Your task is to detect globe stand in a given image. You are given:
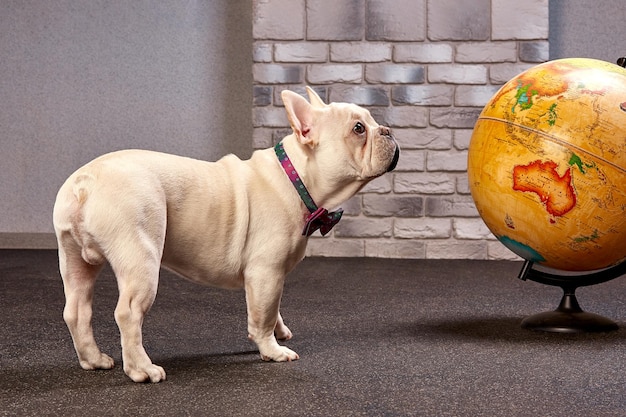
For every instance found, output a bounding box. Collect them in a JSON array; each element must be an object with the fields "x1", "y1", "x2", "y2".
[{"x1": 517, "y1": 260, "x2": 626, "y2": 333}]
